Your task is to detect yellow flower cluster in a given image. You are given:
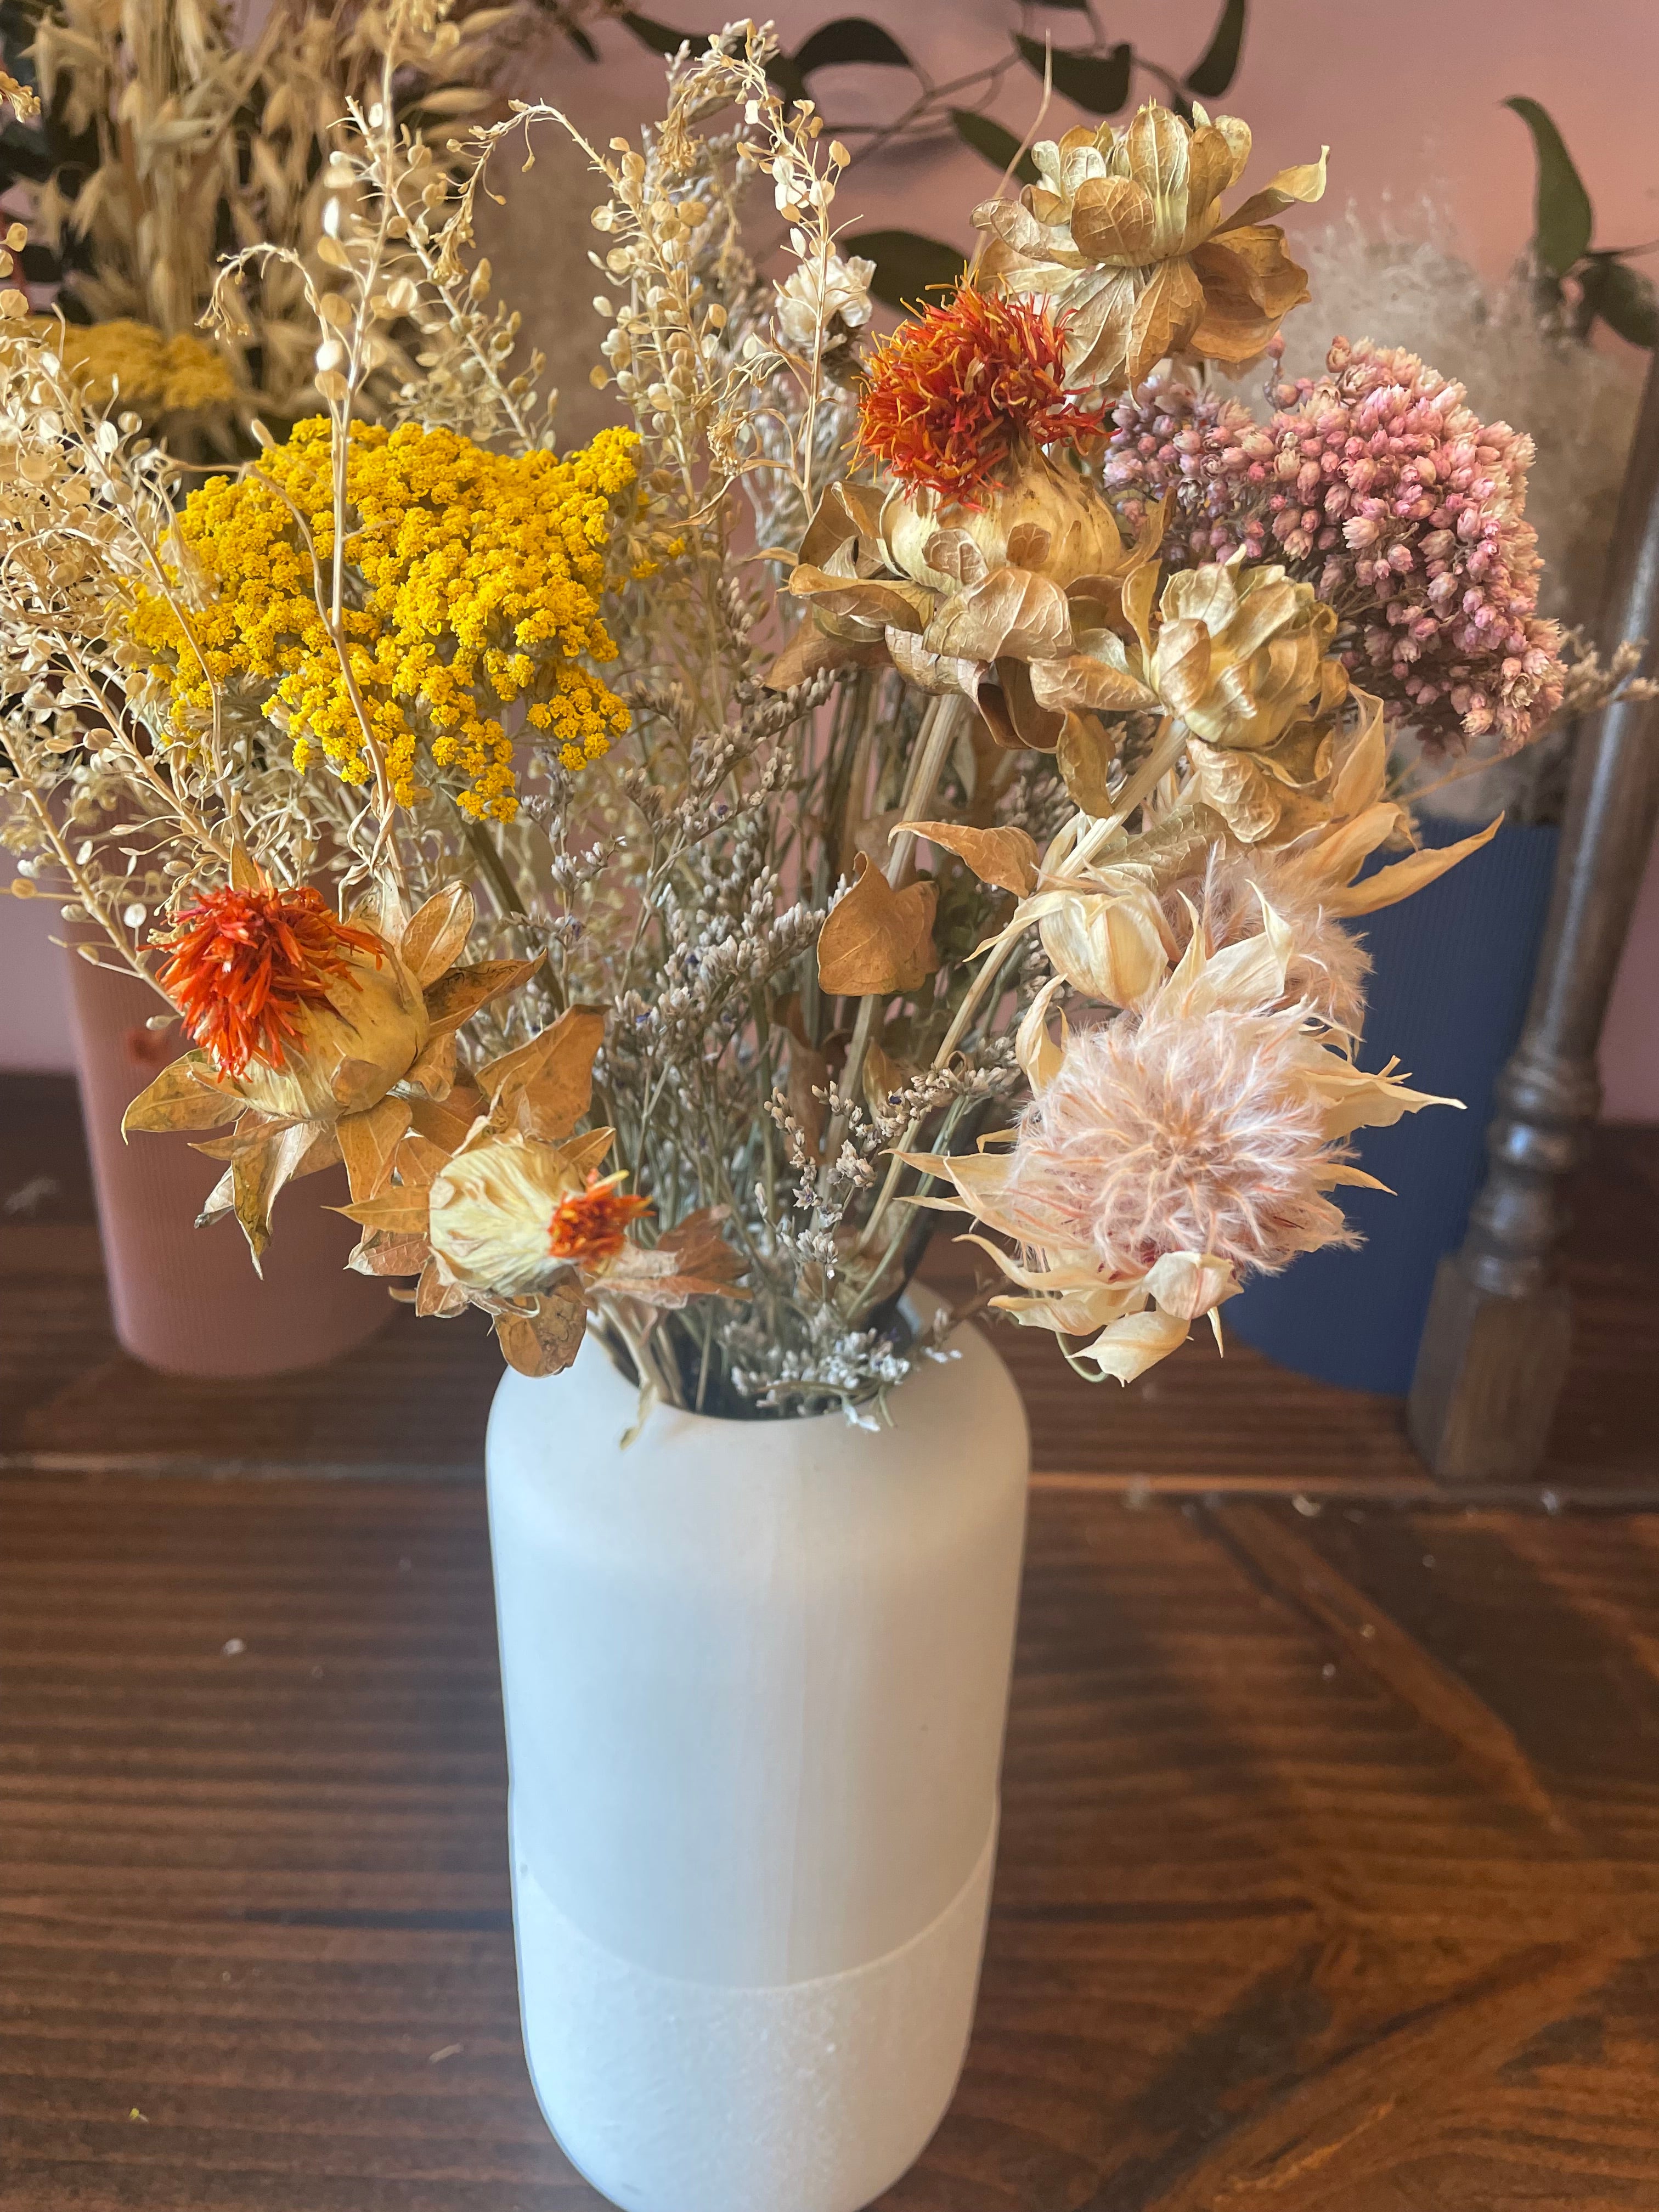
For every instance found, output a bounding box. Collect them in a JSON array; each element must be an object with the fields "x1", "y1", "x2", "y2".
[
  {"x1": 122, "y1": 417, "x2": 640, "y2": 821},
  {"x1": 35, "y1": 319, "x2": 237, "y2": 418}
]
